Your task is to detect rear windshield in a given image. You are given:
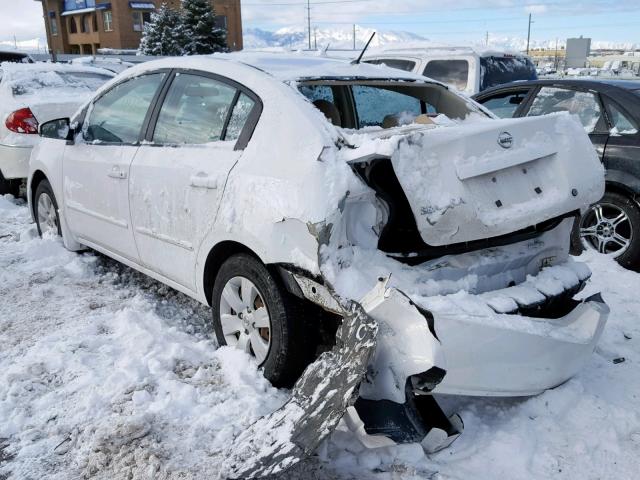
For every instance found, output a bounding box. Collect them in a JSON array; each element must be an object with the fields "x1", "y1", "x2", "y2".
[
  {"x1": 10, "y1": 71, "x2": 113, "y2": 97},
  {"x1": 299, "y1": 81, "x2": 481, "y2": 130},
  {"x1": 480, "y1": 56, "x2": 537, "y2": 91}
]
